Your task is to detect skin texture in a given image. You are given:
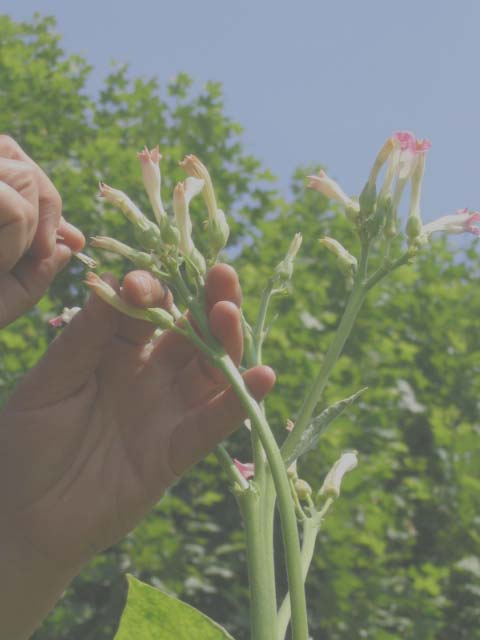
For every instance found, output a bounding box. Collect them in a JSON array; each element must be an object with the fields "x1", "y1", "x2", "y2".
[{"x1": 0, "y1": 137, "x2": 275, "y2": 639}]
